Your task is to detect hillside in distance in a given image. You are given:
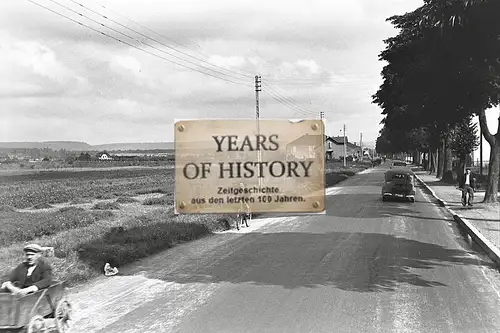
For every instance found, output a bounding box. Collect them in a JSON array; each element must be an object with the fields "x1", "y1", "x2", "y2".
[
  {"x1": 0, "y1": 141, "x2": 93, "y2": 151},
  {"x1": 0, "y1": 141, "x2": 174, "y2": 151},
  {"x1": 93, "y1": 142, "x2": 174, "y2": 151}
]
